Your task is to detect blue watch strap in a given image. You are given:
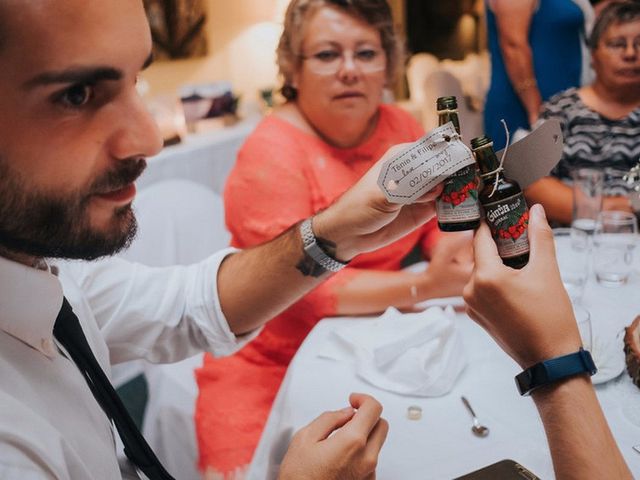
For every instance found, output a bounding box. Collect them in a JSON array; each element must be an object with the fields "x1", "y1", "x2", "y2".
[{"x1": 515, "y1": 348, "x2": 597, "y2": 396}]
